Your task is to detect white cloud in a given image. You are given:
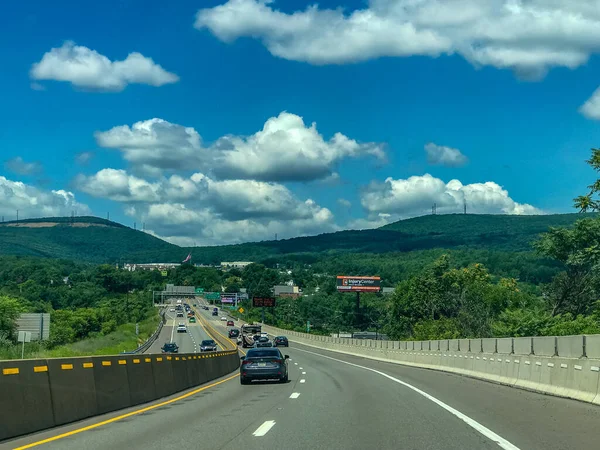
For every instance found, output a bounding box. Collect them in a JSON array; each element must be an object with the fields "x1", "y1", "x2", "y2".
[
  {"x1": 195, "y1": 0, "x2": 600, "y2": 78},
  {"x1": 425, "y1": 142, "x2": 468, "y2": 167},
  {"x1": 0, "y1": 176, "x2": 90, "y2": 219},
  {"x1": 139, "y1": 202, "x2": 338, "y2": 246},
  {"x1": 347, "y1": 213, "x2": 393, "y2": 230},
  {"x1": 30, "y1": 41, "x2": 179, "y2": 92},
  {"x1": 360, "y1": 173, "x2": 542, "y2": 221},
  {"x1": 94, "y1": 112, "x2": 384, "y2": 181},
  {"x1": 4, "y1": 157, "x2": 43, "y2": 175},
  {"x1": 74, "y1": 169, "x2": 163, "y2": 202},
  {"x1": 580, "y1": 87, "x2": 600, "y2": 120},
  {"x1": 74, "y1": 169, "x2": 337, "y2": 244},
  {"x1": 337, "y1": 198, "x2": 352, "y2": 208},
  {"x1": 75, "y1": 152, "x2": 94, "y2": 165}
]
